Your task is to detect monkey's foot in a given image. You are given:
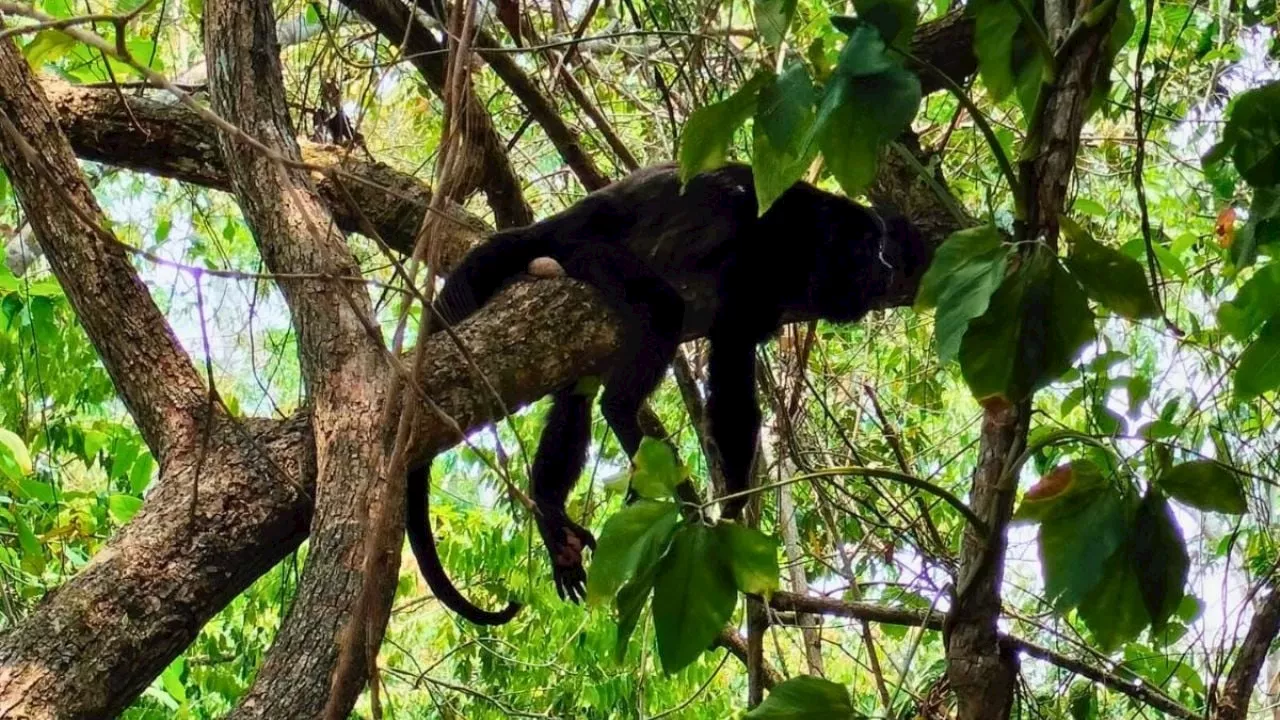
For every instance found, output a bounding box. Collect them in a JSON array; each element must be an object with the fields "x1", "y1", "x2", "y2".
[{"x1": 536, "y1": 512, "x2": 596, "y2": 604}]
